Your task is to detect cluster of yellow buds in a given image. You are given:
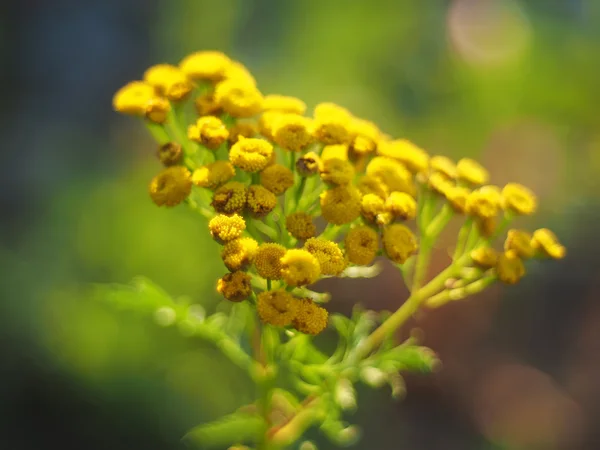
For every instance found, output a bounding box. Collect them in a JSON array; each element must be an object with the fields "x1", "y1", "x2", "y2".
[{"x1": 113, "y1": 50, "x2": 566, "y2": 334}]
